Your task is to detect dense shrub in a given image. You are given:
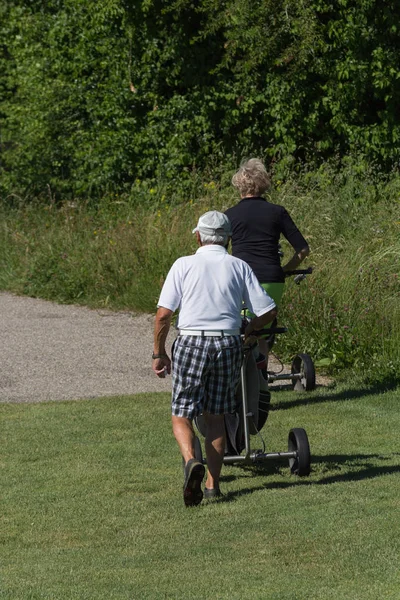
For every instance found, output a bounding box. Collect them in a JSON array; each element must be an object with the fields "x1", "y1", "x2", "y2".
[{"x1": 1, "y1": 0, "x2": 400, "y2": 199}]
